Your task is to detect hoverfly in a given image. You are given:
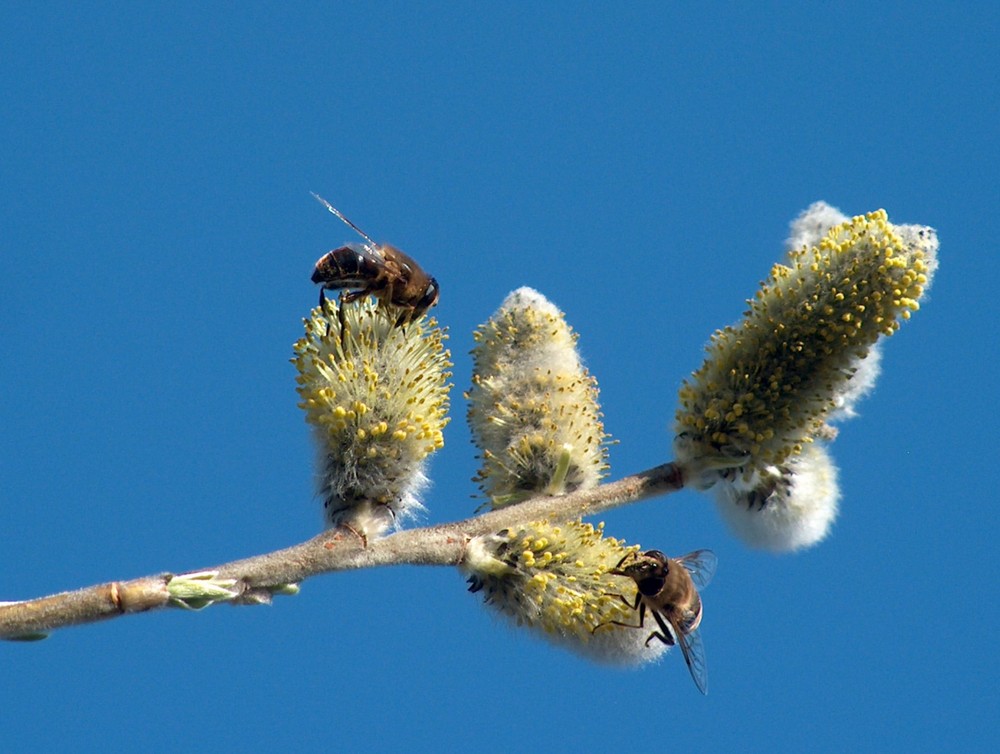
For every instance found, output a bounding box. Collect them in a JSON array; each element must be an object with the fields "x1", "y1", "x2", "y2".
[
  {"x1": 310, "y1": 193, "x2": 440, "y2": 326},
  {"x1": 596, "y1": 548, "x2": 717, "y2": 694}
]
